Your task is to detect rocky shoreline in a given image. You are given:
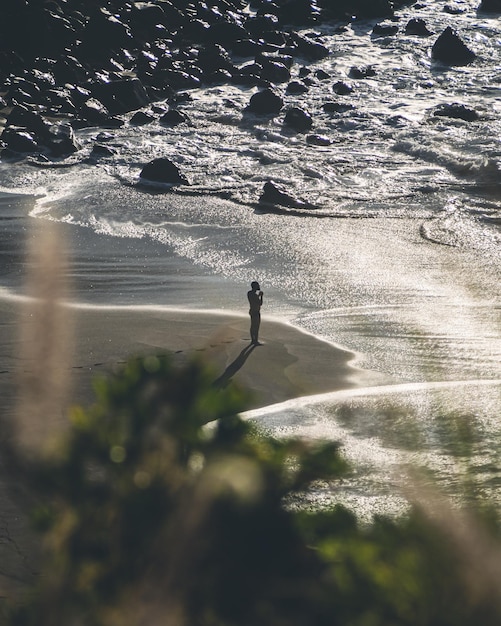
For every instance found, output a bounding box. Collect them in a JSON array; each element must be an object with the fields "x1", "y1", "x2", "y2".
[{"x1": 0, "y1": 0, "x2": 493, "y2": 171}]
